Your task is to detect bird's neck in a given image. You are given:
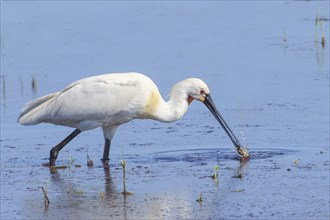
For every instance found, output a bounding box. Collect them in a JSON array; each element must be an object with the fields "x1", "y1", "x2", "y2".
[{"x1": 152, "y1": 91, "x2": 190, "y2": 123}]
